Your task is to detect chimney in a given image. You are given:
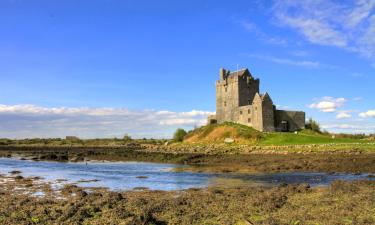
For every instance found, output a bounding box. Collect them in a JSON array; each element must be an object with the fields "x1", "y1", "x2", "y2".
[{"x1": 220, "y1": 68, "x2": 227, "y2": 80}]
